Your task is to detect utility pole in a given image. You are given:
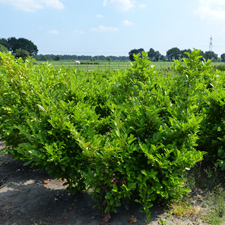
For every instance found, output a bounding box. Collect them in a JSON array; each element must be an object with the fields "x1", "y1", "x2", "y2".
[{"x1": 209, "y1": 36, "x2": 213, "y2": 51}]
